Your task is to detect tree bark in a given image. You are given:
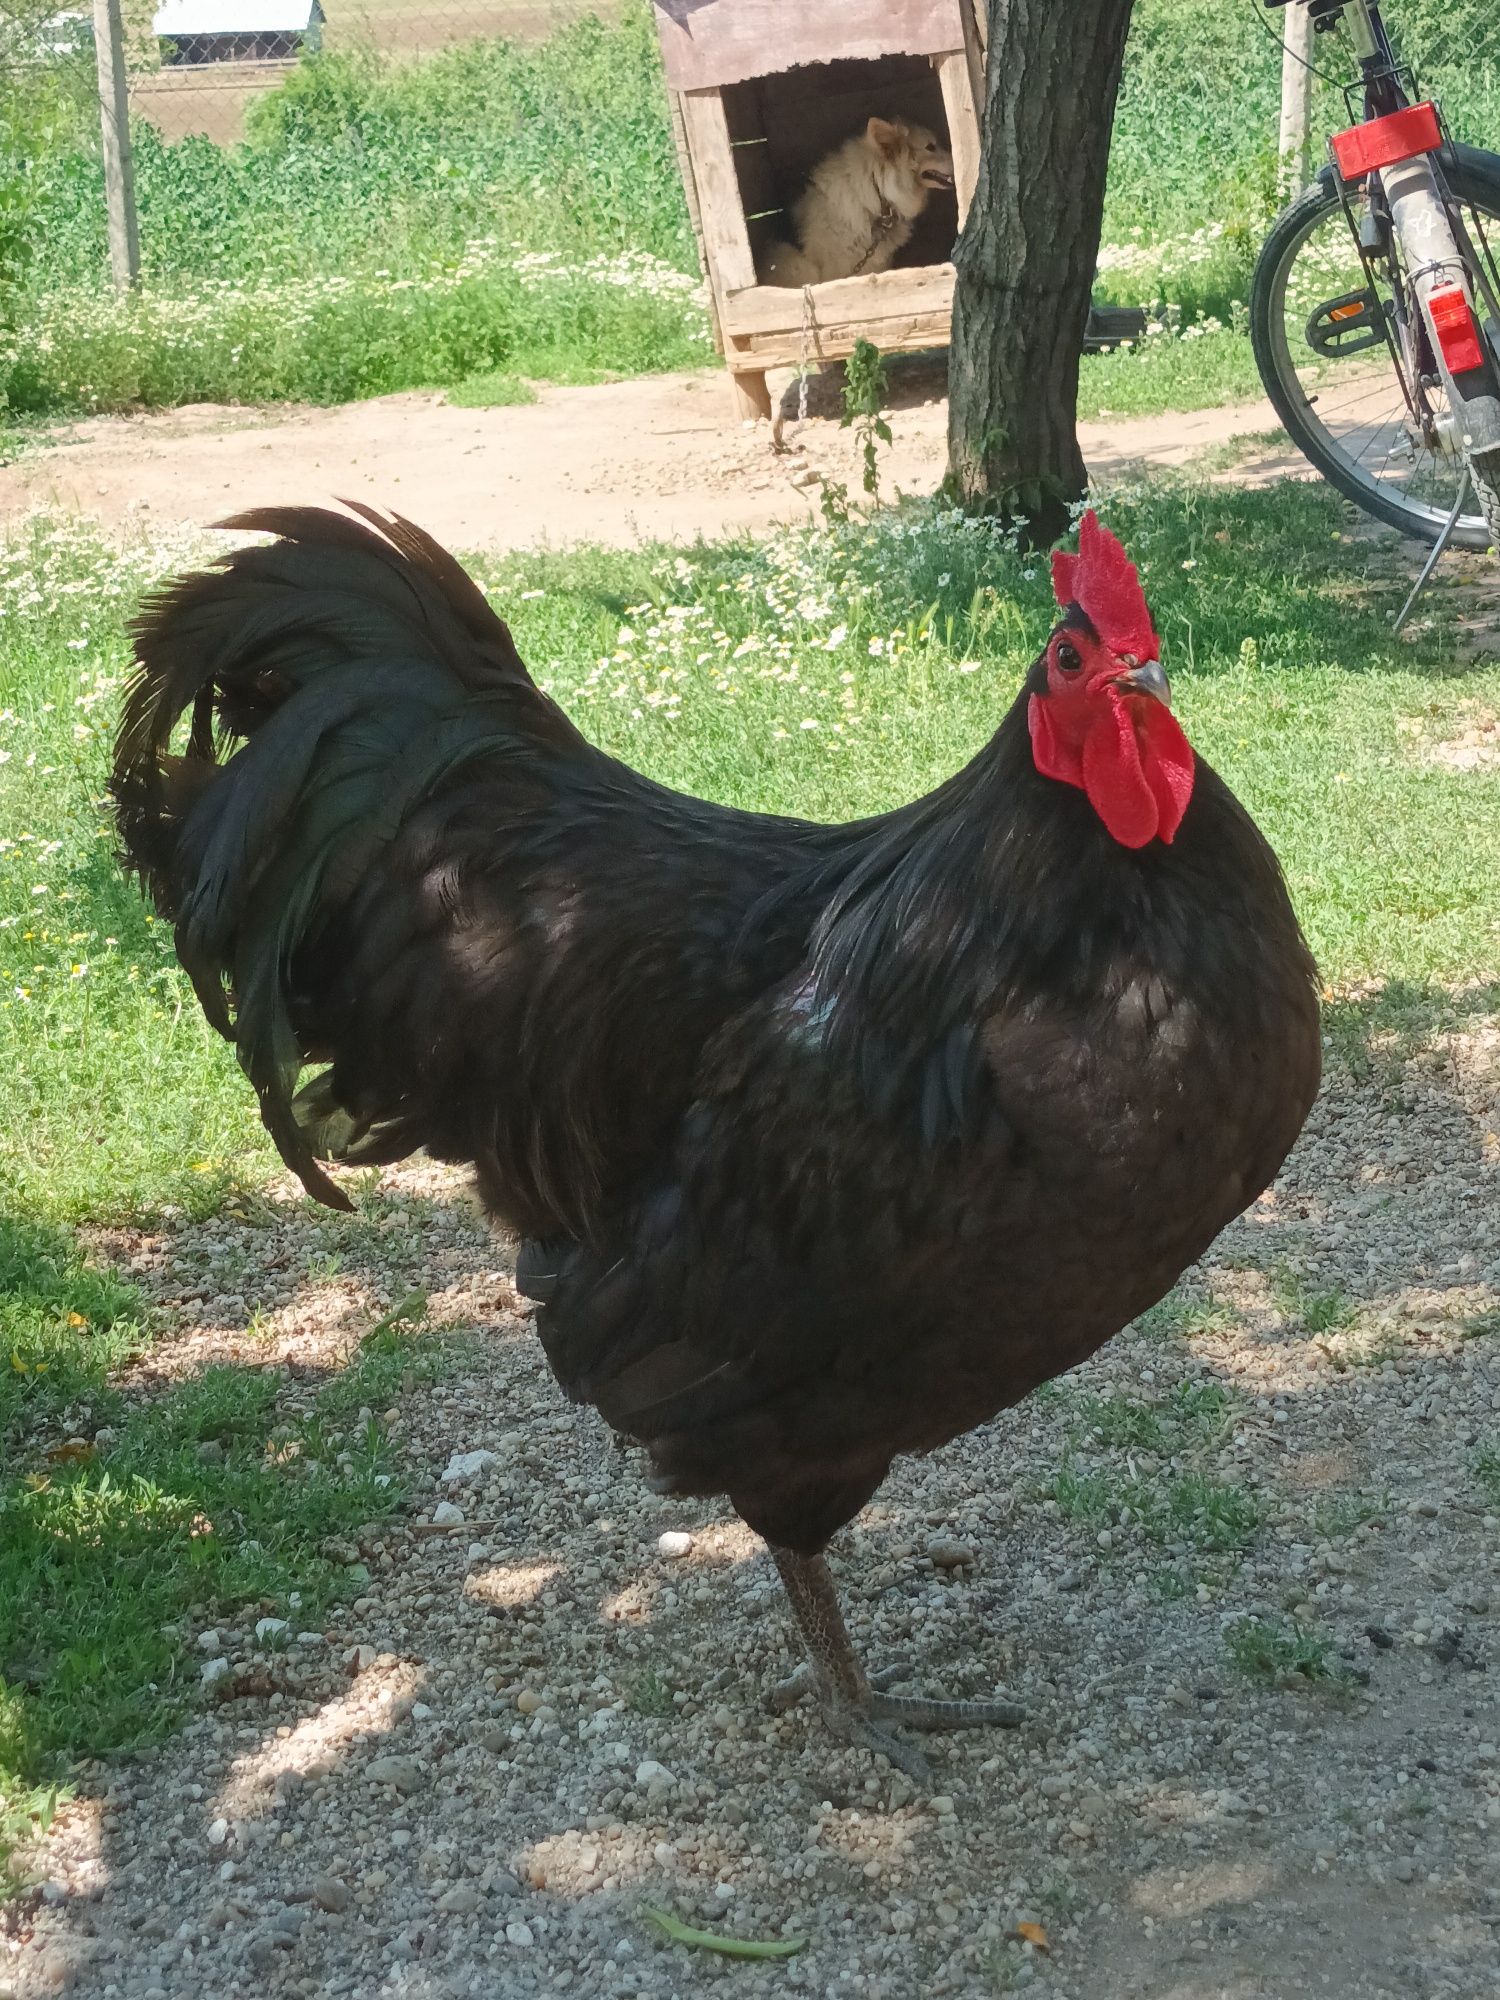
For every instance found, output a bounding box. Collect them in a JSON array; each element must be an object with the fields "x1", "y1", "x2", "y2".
[{"x1": 947, "y1": 0, "x2": 1137, "y2": 546}]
